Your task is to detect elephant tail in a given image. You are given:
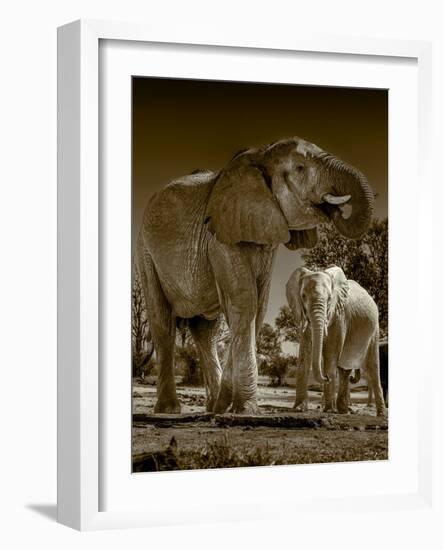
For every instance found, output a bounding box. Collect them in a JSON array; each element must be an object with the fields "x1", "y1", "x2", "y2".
[{"x1": 350, "y1": 369, "x2": 361, "y2": 384}]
